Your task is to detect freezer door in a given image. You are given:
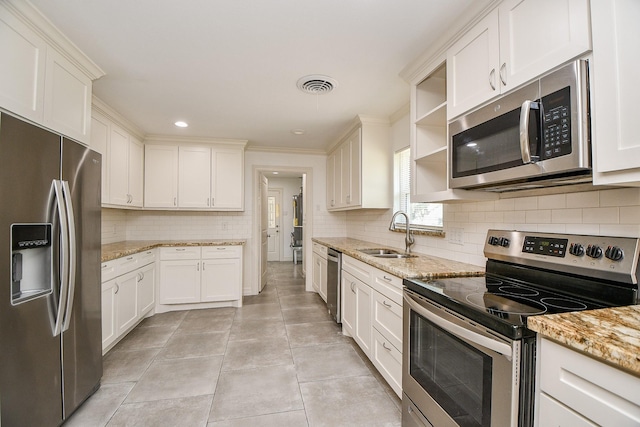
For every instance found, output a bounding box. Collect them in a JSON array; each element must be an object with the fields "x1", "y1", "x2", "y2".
[
  {"x1": 61, "y1": 138, "x2": 102, "y2": 418},
  {"x1": 0, "y1": 113, "x2": 64, "y2": 426}
]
